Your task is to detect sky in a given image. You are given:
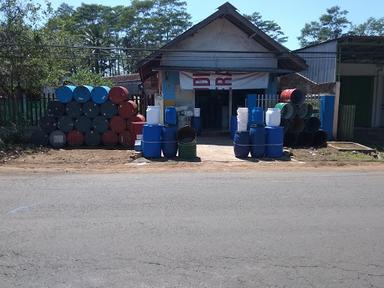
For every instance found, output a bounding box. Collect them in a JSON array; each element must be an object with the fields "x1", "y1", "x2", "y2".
[{"x1": 45, "y1": 0, "x2": 384, "y2": 50}]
